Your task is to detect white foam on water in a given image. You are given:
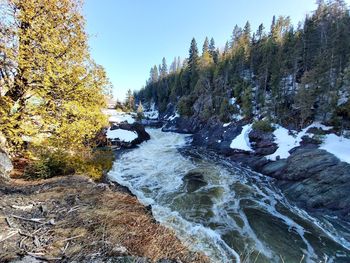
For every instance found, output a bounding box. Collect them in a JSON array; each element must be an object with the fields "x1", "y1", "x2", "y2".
[
  {"x1": 108, "y1": 129, "x2": 350, "y2": 263},
  {"x1": 108, "y1": 129, "x2": 241, "y2": 262}
]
